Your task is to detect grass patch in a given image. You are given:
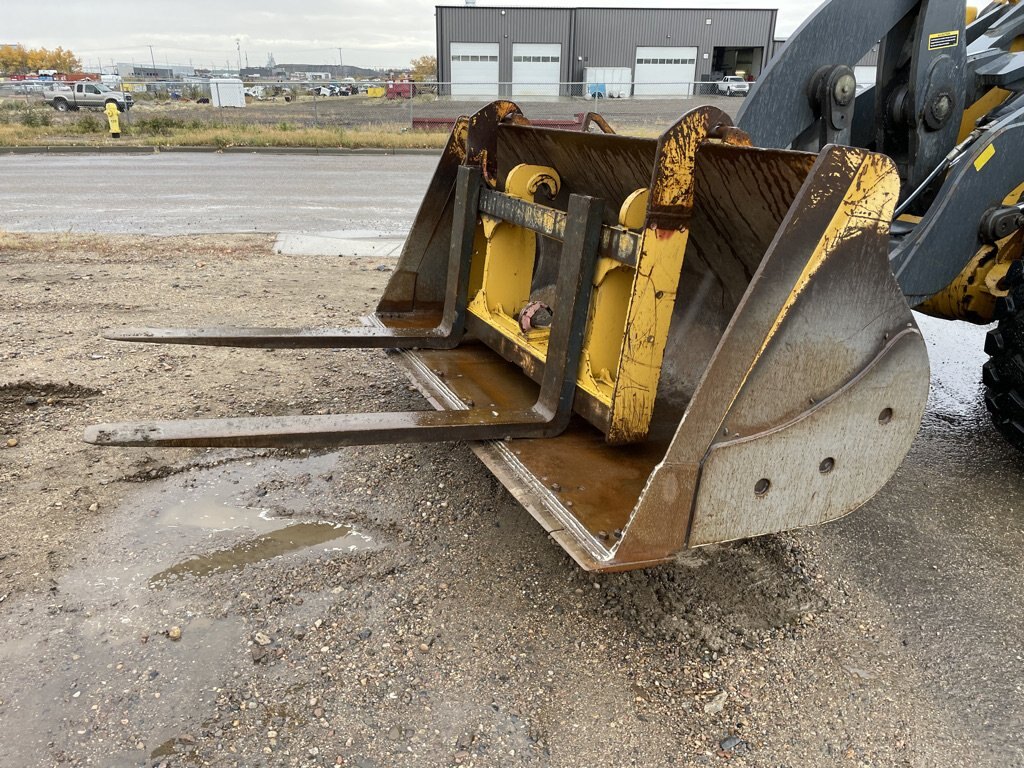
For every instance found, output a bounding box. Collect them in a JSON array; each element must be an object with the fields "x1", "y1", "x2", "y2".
[
  {"x1": 19, "y1": 109, "x2": 52, "y2": 127},
  {"x1": 0, "y1": 119, "x2": 449, "y2": 149}
]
